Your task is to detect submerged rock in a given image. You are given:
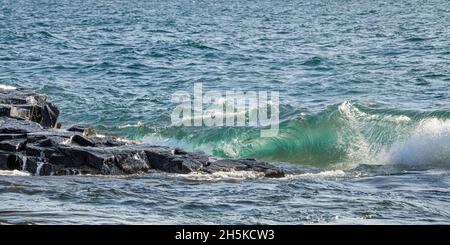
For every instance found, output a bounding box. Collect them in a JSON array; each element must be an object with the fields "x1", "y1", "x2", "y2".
[{"x1": 0, "y1": 88, "x2": 285, "y2": 178}]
